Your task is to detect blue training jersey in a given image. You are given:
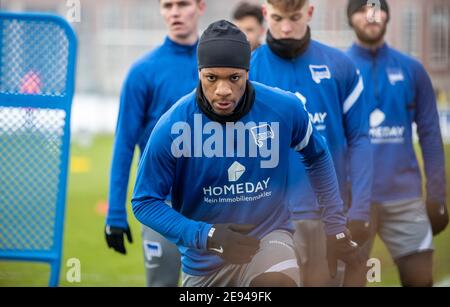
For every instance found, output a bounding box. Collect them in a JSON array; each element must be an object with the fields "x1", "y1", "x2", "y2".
[
  {"x1": 132, "y1": 81, "x2": 347, "y2": 276},
  {"x1": 347, "y1": 43, "x2": 446, "y2": 204},
  {"x1": 250, "y1": 40, "x2": 372, "y2": 222},
  {"x1": 107, "y1": 37, "x2": 199, "y2": 228}
]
